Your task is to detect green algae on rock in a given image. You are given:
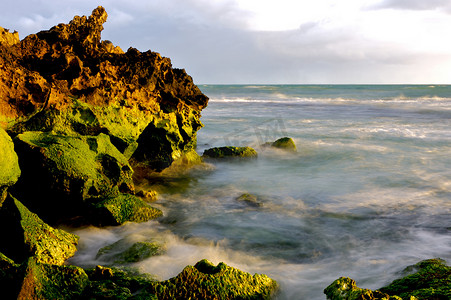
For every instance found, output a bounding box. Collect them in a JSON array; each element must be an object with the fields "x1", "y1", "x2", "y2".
[
  {"x1": 324, "y1": 277, "x2": 398, "y2": 300},
  {"x1": 271, "y1": 137, "x2": 297, "y2": 152},
  {"x1": 96, "y1": 239, "x2": 166, "y2": 264},
  {"x1": 0, "y1": 195, "x2": 78, "y2": 266},
  {"x1": 12, "y1": 131, "x2": 146, "y2": 224},
  {"x1": 236, "y1": 193, "x2": 263, "y2": 208},
  {"x1": 0, "y1": 128, "x2": 20, "y2": 205},
  {"x1": 324, "y1": 259, "x2": 451, "y2": 299},
  {"x1": 91, "y1": 194, "x2": 162, "y2": 226},
  {"x1": 379, "y1": 258, "x2": 451, "y2": 300},
  {"x1": 146, "y1": 259, "x2": 278, "y2": 300},
  {"x1": 203, "y1": 146, "x2": 258, "y2": 159},
  {"x1": 18, "y1": 257, "x2": 89, "y2": 300}
]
